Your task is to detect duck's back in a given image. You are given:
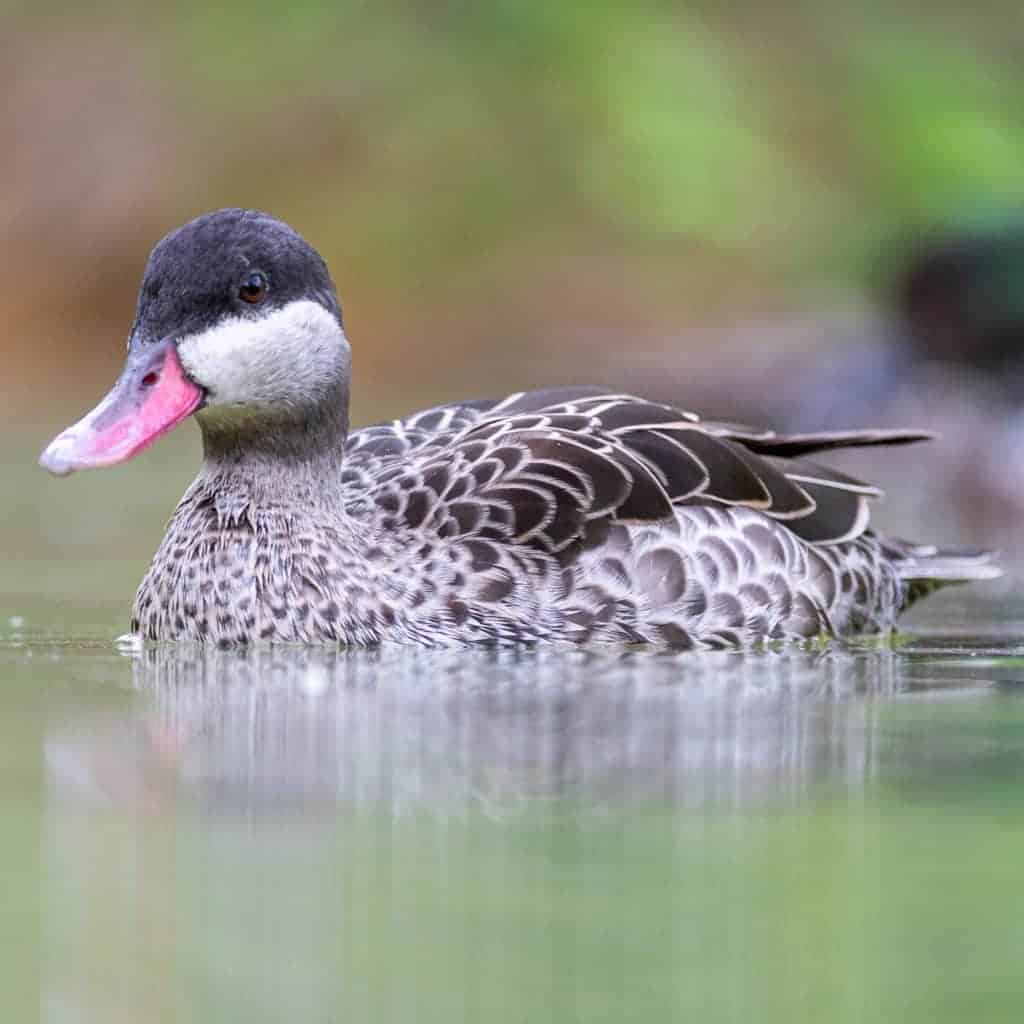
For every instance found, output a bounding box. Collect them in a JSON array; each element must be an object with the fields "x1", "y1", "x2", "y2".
[{"x1": 318, "y1": 388, "x2": 993, "y2": 646}]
